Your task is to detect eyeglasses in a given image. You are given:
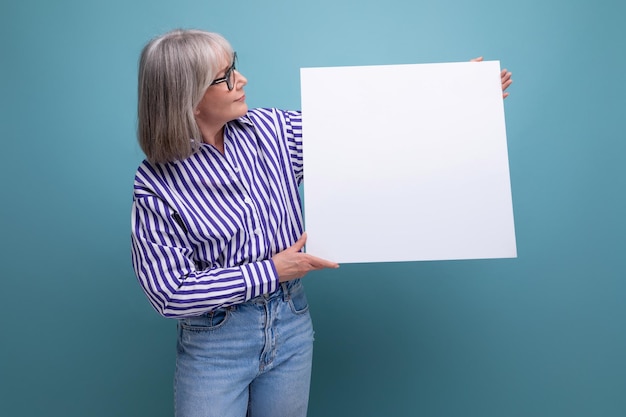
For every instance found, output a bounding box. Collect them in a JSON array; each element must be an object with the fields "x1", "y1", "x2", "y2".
[{"x1": 210, "y1": 52, "x2": 238, "y2": 91}]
